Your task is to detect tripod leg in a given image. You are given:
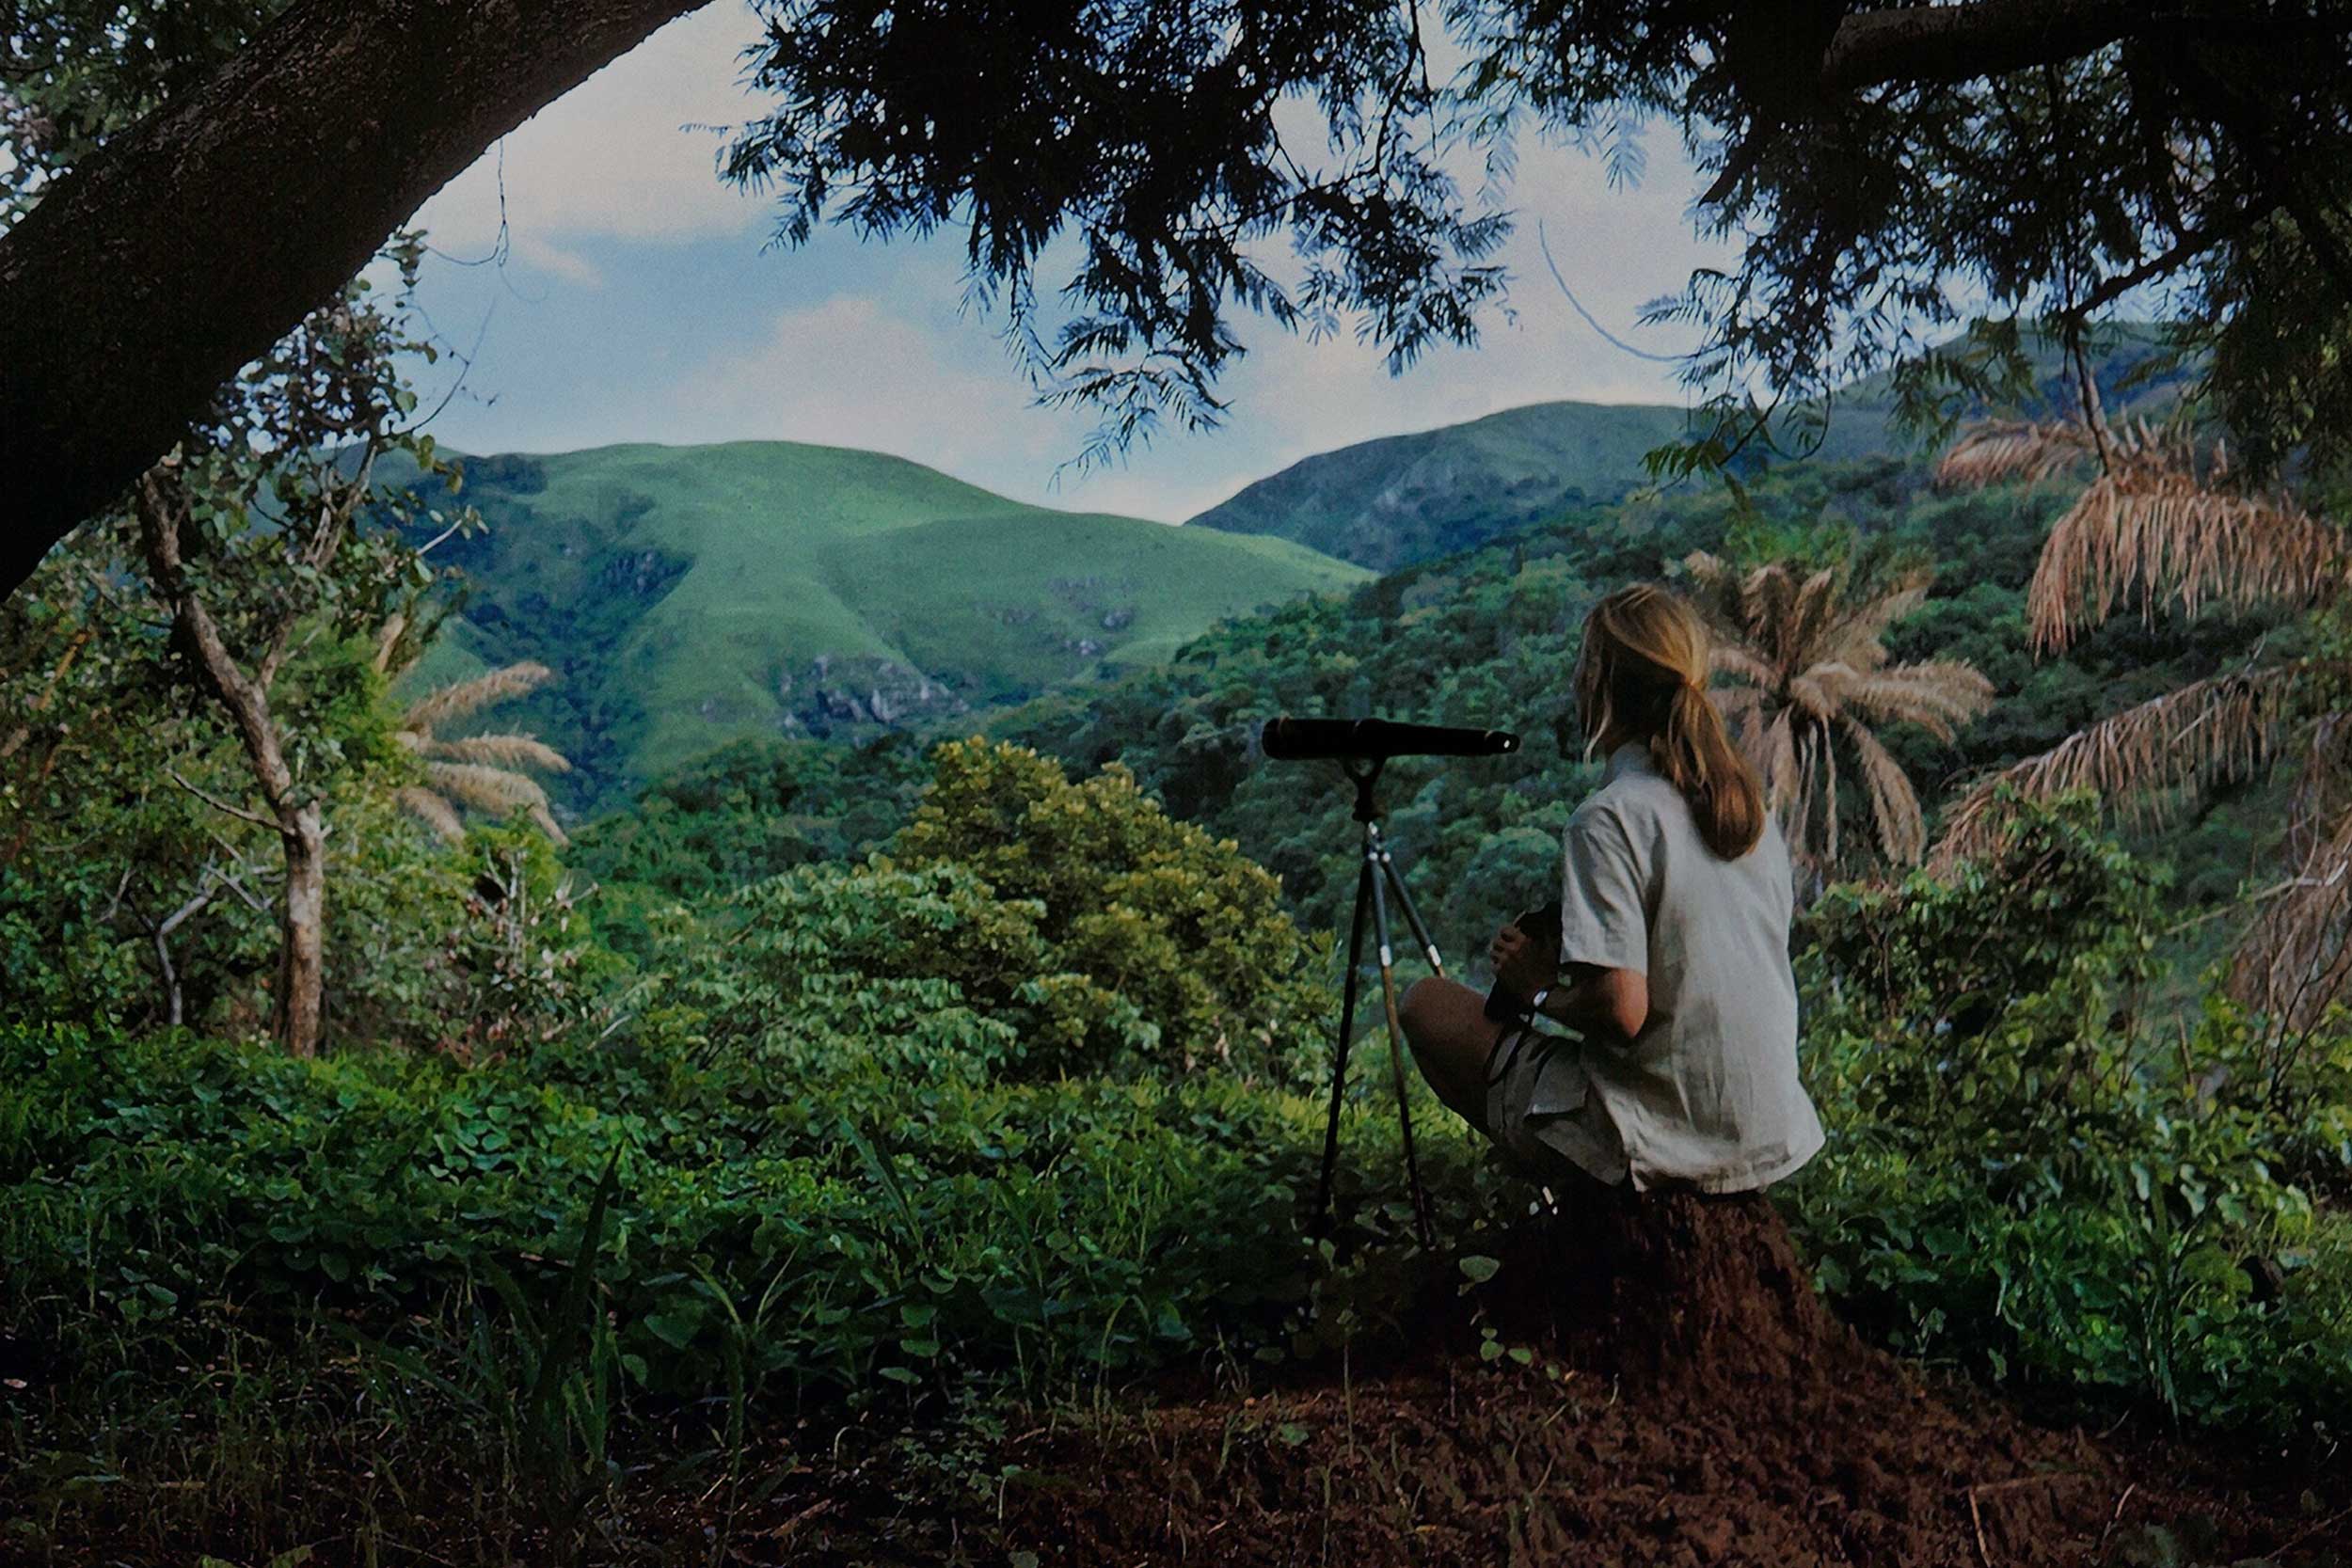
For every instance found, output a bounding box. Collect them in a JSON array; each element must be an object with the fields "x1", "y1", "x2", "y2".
[
  {"x1": 1369, "y1": 821, "x2": 1445, "y2": 975},
  {"x1": 1368, "y1": 852, "x2": 1437, "y2": 1248},
  {"x1": 1313, "y1": 855, "x2": 1377, "y2": 1234}
]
